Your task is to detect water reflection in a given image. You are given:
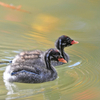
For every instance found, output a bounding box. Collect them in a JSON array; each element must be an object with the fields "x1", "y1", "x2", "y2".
[
  {"x1": 32, "y1": 14, "x2": 59, "y2": 33},
  {"x1": 68, "y1": 61, "x2": 81, "y2": 68},
  {"x1": 26, "y1": 32, "x2": 53, "y2": 47},
  {"x1": 4, "y1": 80, "x2": 18, "y2": 95},
  {"x1": 0, "y1": 1, "x2": 30, "y2": 13},
  {"x1": 4, "y1": 79, "x2": 62, "y2": 100},
  {"x1": 5, "y1": 12, "x2": 22, "y2": 22},
  {"x1": 73, "y1": 87, "x2": 100, "y2": 100}
]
